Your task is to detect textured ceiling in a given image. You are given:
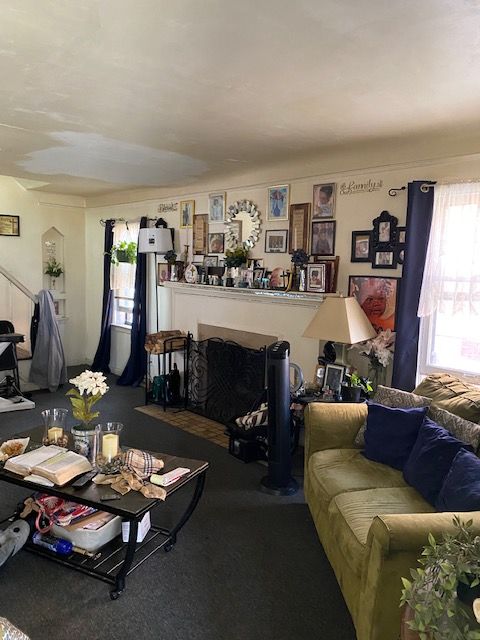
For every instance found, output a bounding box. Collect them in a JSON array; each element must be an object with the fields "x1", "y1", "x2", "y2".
[{"x1": 1, "y1": 0, "x2": 480, "y2": 196}]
